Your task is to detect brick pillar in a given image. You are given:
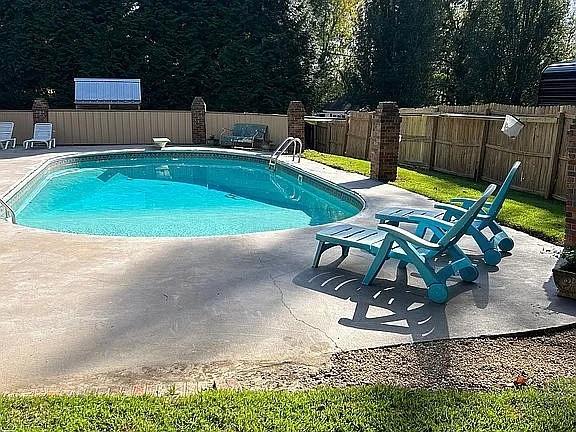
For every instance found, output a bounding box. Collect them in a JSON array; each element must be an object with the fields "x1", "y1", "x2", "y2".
[
  {"x1": 370, "y1": 102, "x2": 401, "y2": 182},
  {"x1": 566, "y1": 119, "x2": 576, "y2": 247},
  {"x1": 32, "y1": 98, "x2": 49, "y2": 124},
  {"x1": 191, "y1": 96, "x2": 206, "y2": 145},
  {"x1": 287, "y1": 101, "x2": 306, "y2": 144}
]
